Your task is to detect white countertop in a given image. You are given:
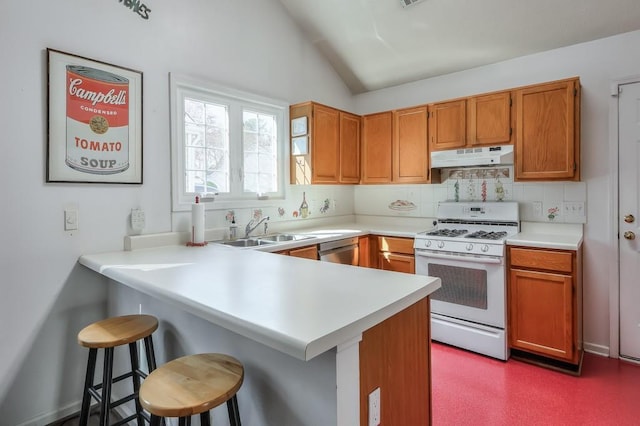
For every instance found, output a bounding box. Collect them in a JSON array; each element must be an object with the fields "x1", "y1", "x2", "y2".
[
  {"x1": 507, "y1": 222, "x2": 583, "y2": 250},
  {"x1": 79, "y1": 243, "x2": 440, "y2": 361}
]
